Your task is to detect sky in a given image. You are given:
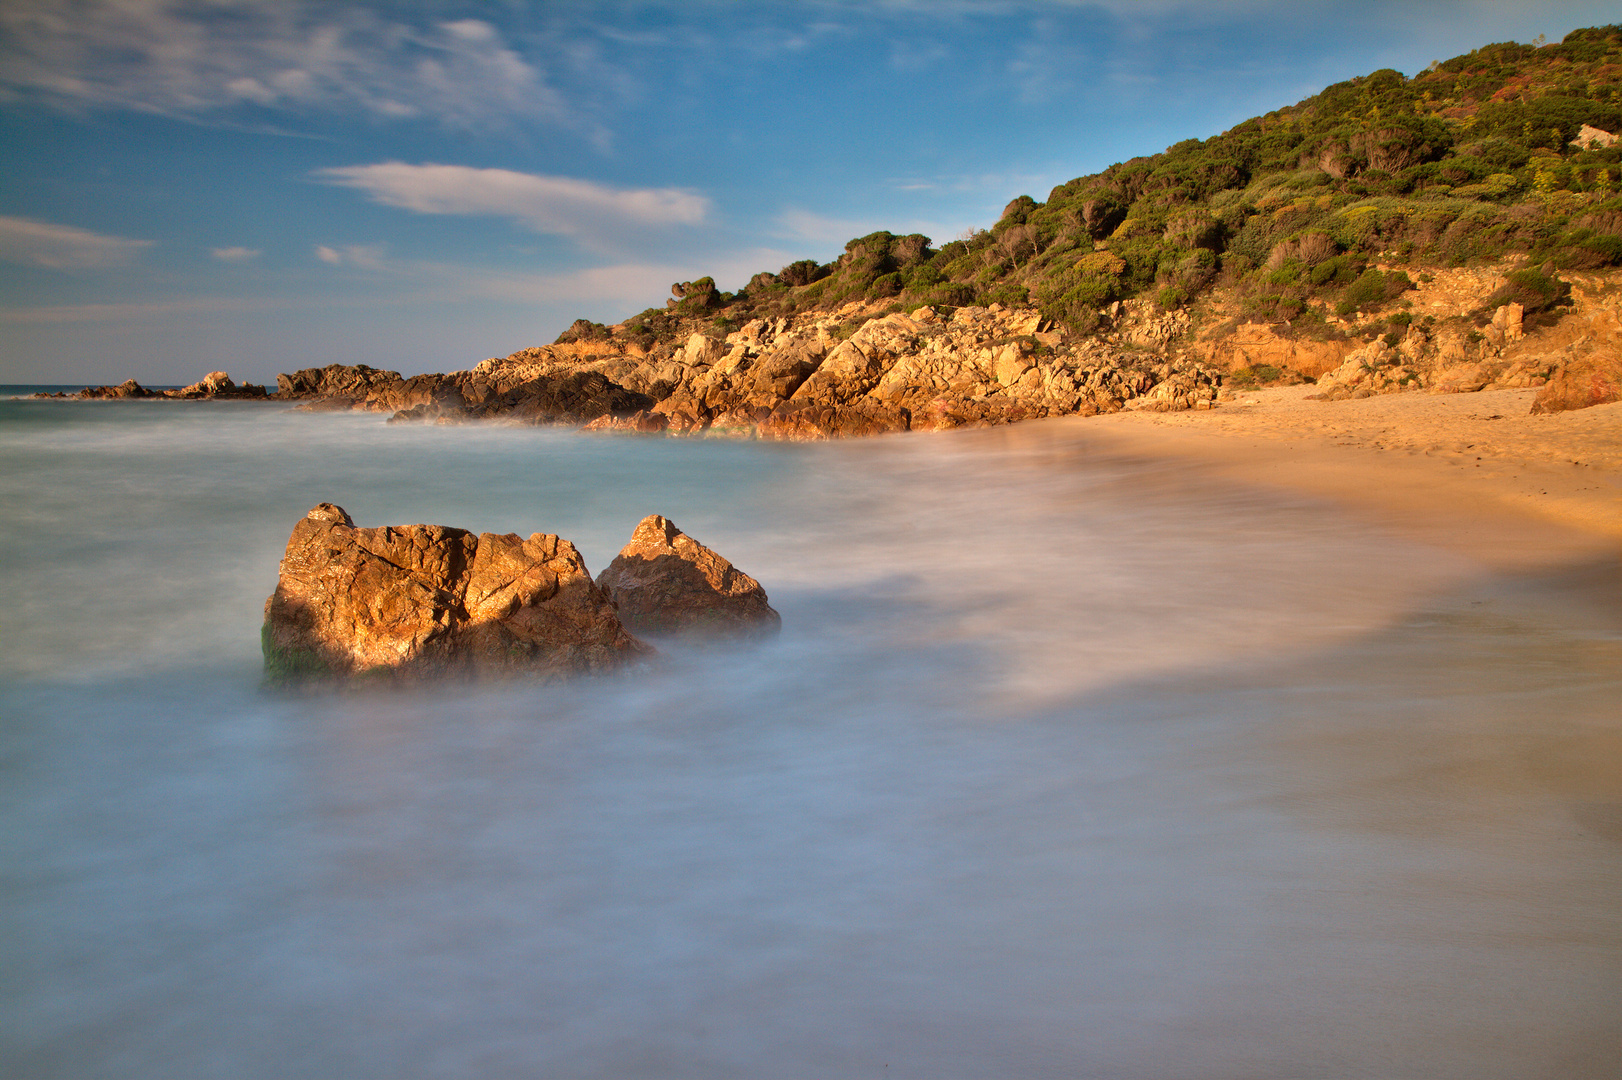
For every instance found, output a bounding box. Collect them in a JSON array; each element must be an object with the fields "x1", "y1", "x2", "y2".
[{"x1": 1, "y1": 1, "x2": 1618, "y2": 386}]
